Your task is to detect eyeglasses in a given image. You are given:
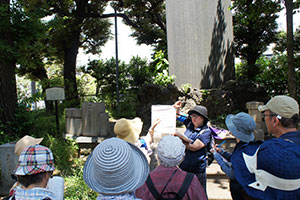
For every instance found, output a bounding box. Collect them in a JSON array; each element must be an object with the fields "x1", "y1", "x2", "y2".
[
  {"x1": 190, "y1": 114, "x2": 200, "y2": 119},
  {"x1": 262, "y1": 114, "x2": 277, "y2": 121}
]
